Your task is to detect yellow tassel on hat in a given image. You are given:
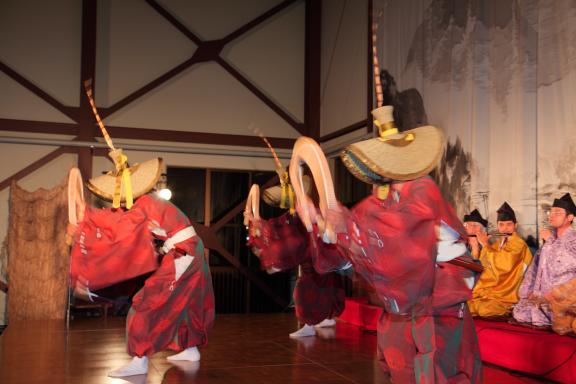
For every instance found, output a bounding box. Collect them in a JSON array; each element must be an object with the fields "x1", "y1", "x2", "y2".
[
  {"x1": 279, "y1": 171, "x2": 296, "y2": 214},
  {"x1": 376, "y1": 184, "x2": 389, "y2": 200},
  {"x1": 111, "y1": 151, "x2": 134, "y2": 209},
  {"x1": 375, "y1": 120, "x2": 415, "y2": 142}
]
